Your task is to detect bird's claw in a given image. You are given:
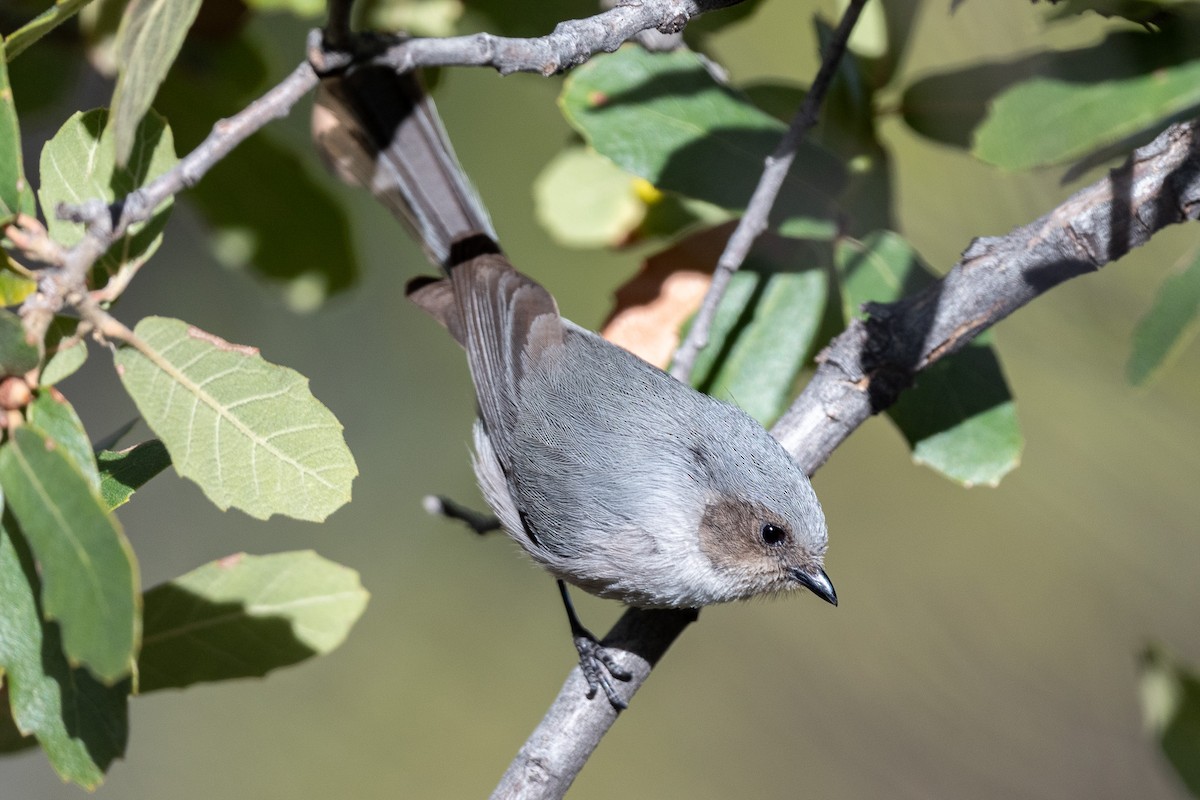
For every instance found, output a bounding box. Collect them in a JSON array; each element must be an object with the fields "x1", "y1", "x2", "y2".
[{"x1": 573, "y1": 632, "x2": 631, "y2": 710}]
